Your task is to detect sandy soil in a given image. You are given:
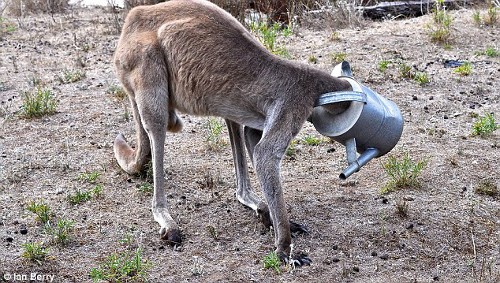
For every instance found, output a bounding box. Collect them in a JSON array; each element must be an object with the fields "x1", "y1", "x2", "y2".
[{"x1": 0, "y1": 4, "x2": 499, "y2": 283}]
